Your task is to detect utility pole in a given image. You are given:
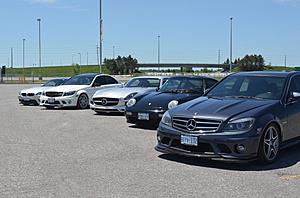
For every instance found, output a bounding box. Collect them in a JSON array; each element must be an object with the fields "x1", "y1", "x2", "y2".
[
  {"x1": 113, "y1": 46, "x2": 115, "y2": 59},
  {"x1": 99, "y1": 0, "x2": 103, "y2": 73},
  {"x1": 22, "y1": 38, "x2": 26, "y2": 82},
  {"x1": 284, "y1": 55, "x2": 287, "y2": 68},
  {"x1": 229, "y1": 17, "x2": 233, "y2": 73},
  {"x1": 158, "y1": 35, "x2": 160, "y2": 71},
  {"x1": 10, "y1": 48, "x2": 14, "y2": 68},
  {"x1": 96, "y1": 45, "x2": 100, "y2": 66},
  {"x1": 78, "y1": 53, "x2": 82, "y2": 73},
  {"x1": 218, "y1": 49, "x2": 221, "y2": 65},
  {"x1": 37, "y1": 18, "x2": 42, "y2": 80}
]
